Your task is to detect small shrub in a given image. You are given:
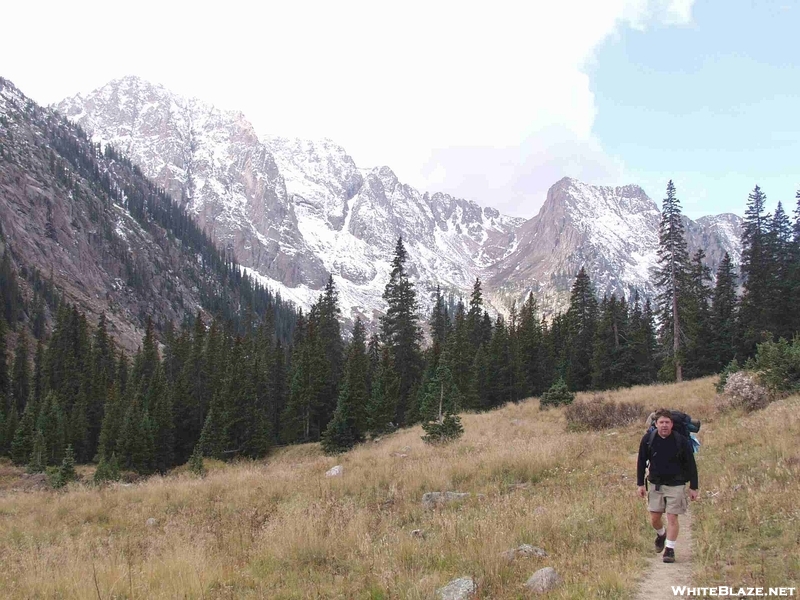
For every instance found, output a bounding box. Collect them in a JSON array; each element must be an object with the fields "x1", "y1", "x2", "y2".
[
  {"x1": 421, "y1": 414, "x2": 464, "y2": 445},
  {"x1": 539, "y1": 378, "x2": 575, "y2": 409},
  {"x1": 747, "y1": 337, "x2": 800, "y2": 393},
  {"x1": 94, "y1": 453, "x2": 121, "y2": 484},
  {"x1": 188, "y1": 444, "x2": 206, "y2": 477},
  {"x1": 49, "y1": 445, "x2": 77, "y2": 489},
  {"x1": 565, "y1": 395, "x2": 645, "y2": 431},
  {"x1": 715, "y1": 358, "x2": 741, "y2": 393},
  {"x1": 720, "y1": 371, "x2": 772, "y2": 412}
]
